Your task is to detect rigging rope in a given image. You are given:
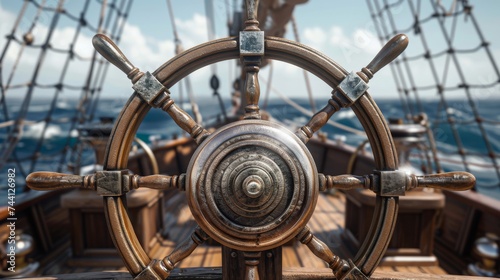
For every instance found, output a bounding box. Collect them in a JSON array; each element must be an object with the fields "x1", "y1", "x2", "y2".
[
  {"x1": 365, "y1": 0, "x2": 413, "y2": 120},
  {"x1": 0, "y1": 0, "x2": 133, "y2": 182},
  {"x1": 65, "y1": 0, "x2": 133, "y2": 173},
  {"x1": 205, "y1": 0, "x2": 217, "y2": 74},
  {"x1": 57, "y1": 0, "x2": 108, "y2": 174},
  {"x1": 367, "y1": 0, "x2": 500, "y2": 189},
  {"x1": 205, "y1": 0, "x2": 227, "y2": 121},
  {"x1": 290, "y1": 16, "x2": 316, "y2": 113},
  {"x1": 0, "y1": 0, "x2": 65, "y2": 174},
  {"x1": 165, "y1": 0, "x2": 183, "y2": 116},
  {"x1": 0, "y1": 0, "x2": 42, "y2": 177},
  {"x1": 28, "y1": 0, "x2": 95, "y2": 174},
  {"x1": 430, "y1": 0, "x2": 500, "y2": 180},
  {"x1": 88, "y1": 0, "x2": 134, "y2": 121},
  {"x1": 165, "y1": 0, "x2": 202, "y2": 124},
  {"x1": 262, "y1": 61, "x2": 274, "y2": 110}
]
